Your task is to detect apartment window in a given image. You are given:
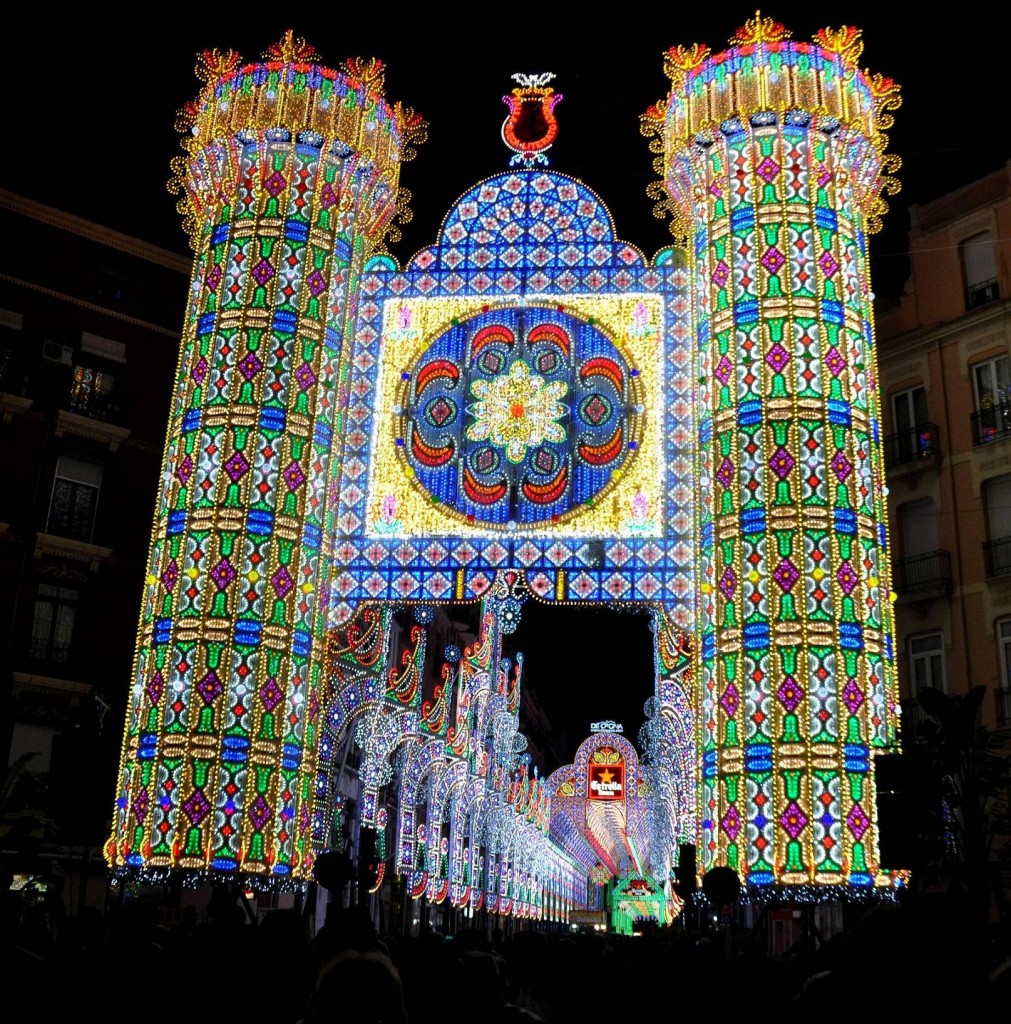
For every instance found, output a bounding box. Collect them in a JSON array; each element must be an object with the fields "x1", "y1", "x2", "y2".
[
  {"x1": 892, "y1": 386, "x2": 927, "y2": 438},
  {"x1": 895, "y1": 498, "x2": 952, "y2": 595},
  {"x1": 973, "y1": 354, "x2": 1011, "y2": 444},
  {"x1": 961, "y1": 231, "x2": 999, "y2": 309},
  {"x1": 47, "y1": 456, "x2": 101, "y2": 542},
  {"x1": 998, "y1": 620, "x2": 1011, "y2": 689},
  {"x1": 69, "y1": 364, "x2": 114, "y2": 419},
  {"x1": 909, "y1": 632, "x2": 945, "y2": 694},
  {"x1": 95, "y1": 269, "x2": 129, "y2": 304},
  {"x1": 30, "y1": 584, "x2": 78, "y2": 662},
  {"x1": 900, "y1": 498, "x2": 938, "y2": 559},
  {"x1": 986, "y1": 473, "x2": 1011, "y2": 576},
  {"x1": 997, "y1": 621, "x2": 1011, "y2": 728},
  {"x1": 890, "y1": 385, "x2": 932, "y2": 463}
]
